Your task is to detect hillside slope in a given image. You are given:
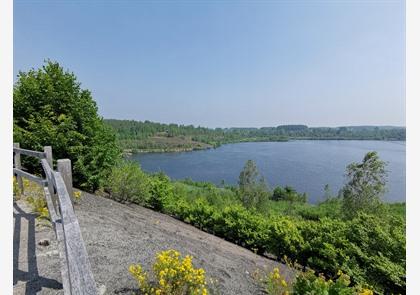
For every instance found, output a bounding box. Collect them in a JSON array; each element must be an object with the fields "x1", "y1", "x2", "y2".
[
  {"x1": 14, "y1": 191, "x2": 292, "y2": 294},
  {"x1": 76, "y1": 192, "x2": 292, "y2": 294}
]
